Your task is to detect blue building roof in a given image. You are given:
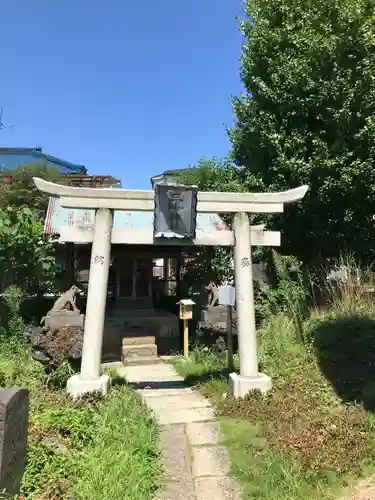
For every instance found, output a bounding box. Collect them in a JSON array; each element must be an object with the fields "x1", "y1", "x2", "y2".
[{"x1": 0, "y1": 147, "x2": 86, "y2": 174}]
